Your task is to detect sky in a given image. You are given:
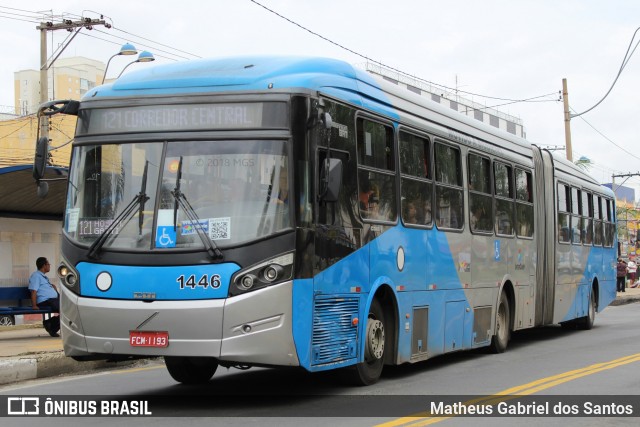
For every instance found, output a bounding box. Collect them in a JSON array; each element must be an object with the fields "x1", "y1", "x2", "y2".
[{"x1": 2, "y1": 0, "x2": 640, "y2": 195}]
